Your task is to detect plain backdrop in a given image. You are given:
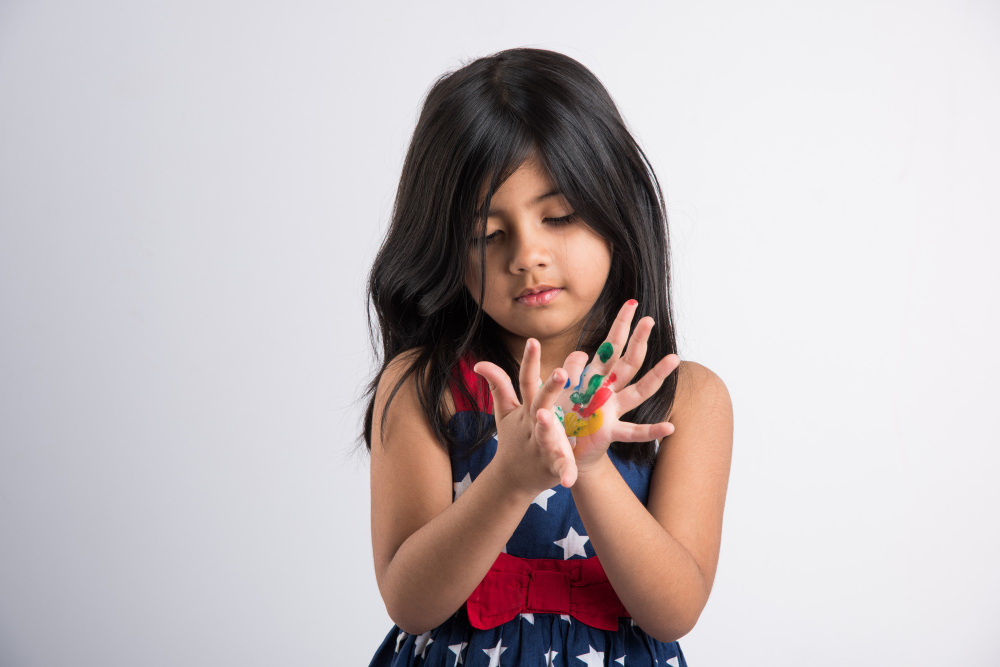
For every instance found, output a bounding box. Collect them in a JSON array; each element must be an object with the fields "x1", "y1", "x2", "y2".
[{"x1": 1, "y1": 1, "x2": 998, "y2": 665}]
